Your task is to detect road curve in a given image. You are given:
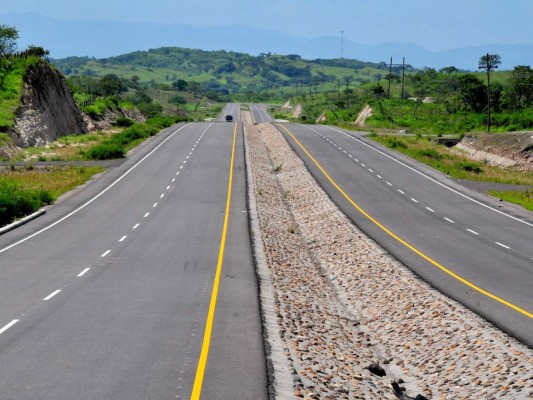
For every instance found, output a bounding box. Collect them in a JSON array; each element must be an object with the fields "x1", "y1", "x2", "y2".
[
  {"x1": 0, "y1": 122, "x2": 267, "y2": 399},
  {"x1": 277, "y1": 123, "x2": 533, "y2": 347}
]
